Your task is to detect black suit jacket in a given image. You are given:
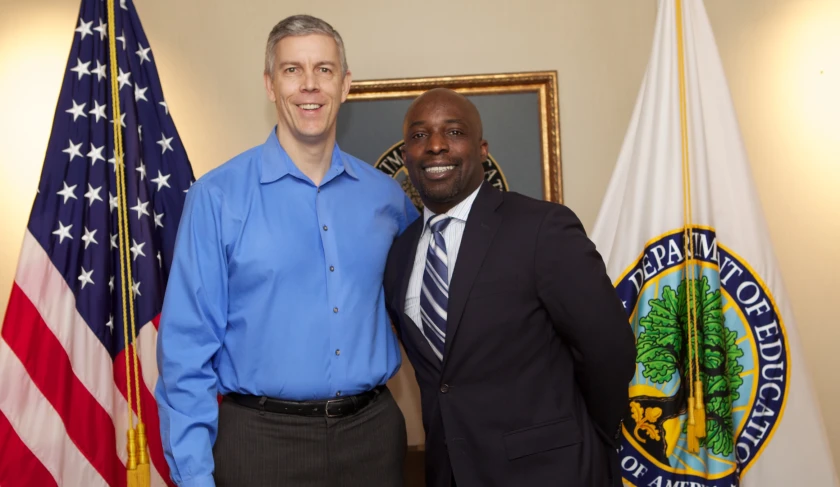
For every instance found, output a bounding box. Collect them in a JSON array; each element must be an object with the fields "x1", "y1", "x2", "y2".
[{"x1": 384, "y1": 183, "x2": 636, "y2": 487}]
